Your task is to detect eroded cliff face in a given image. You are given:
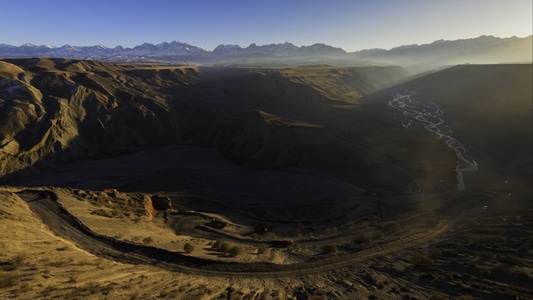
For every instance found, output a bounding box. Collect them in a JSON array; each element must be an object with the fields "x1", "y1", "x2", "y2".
[{"x1": 0, "y1": 59, "x2": 208, "y2": 181}]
